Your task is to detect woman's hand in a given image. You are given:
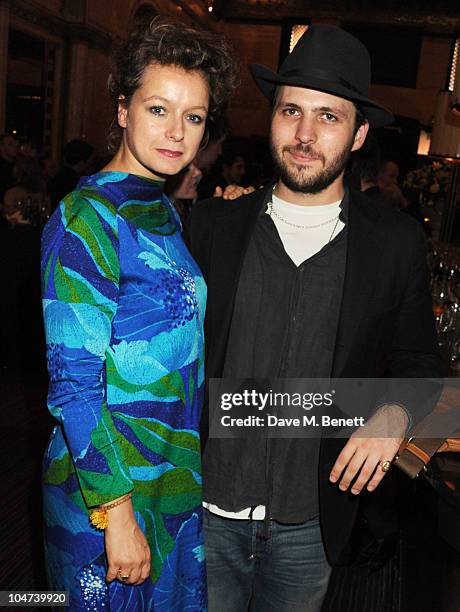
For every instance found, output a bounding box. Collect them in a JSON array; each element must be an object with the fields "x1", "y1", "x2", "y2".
[
  {"x1": 214, "y1": 184, "x2": 256, "y2": 200},
  {"x1": 104, "y1": 498, "x2": 151, "y2": 585}
]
